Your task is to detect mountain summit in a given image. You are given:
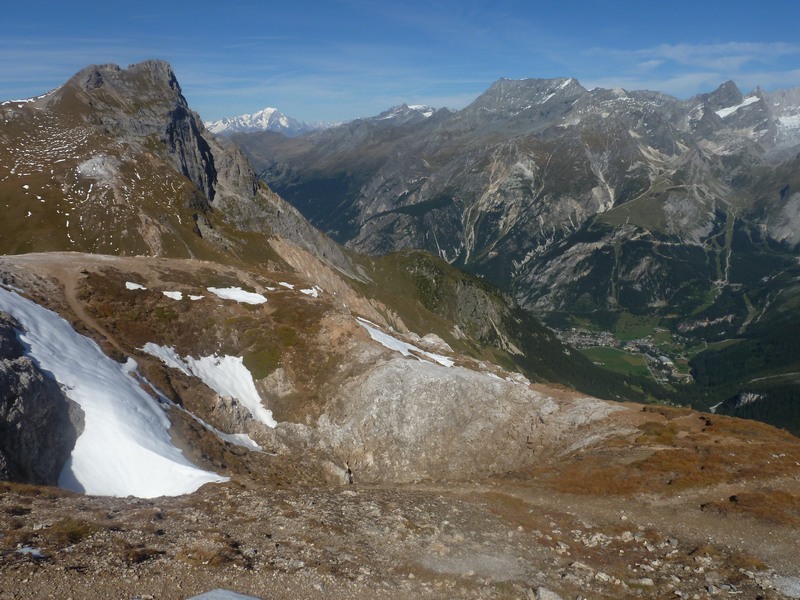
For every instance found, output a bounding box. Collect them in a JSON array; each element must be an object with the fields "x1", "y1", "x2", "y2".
[{"x1": 0, "y1": 60, "x2": 349, "y2": 269}]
